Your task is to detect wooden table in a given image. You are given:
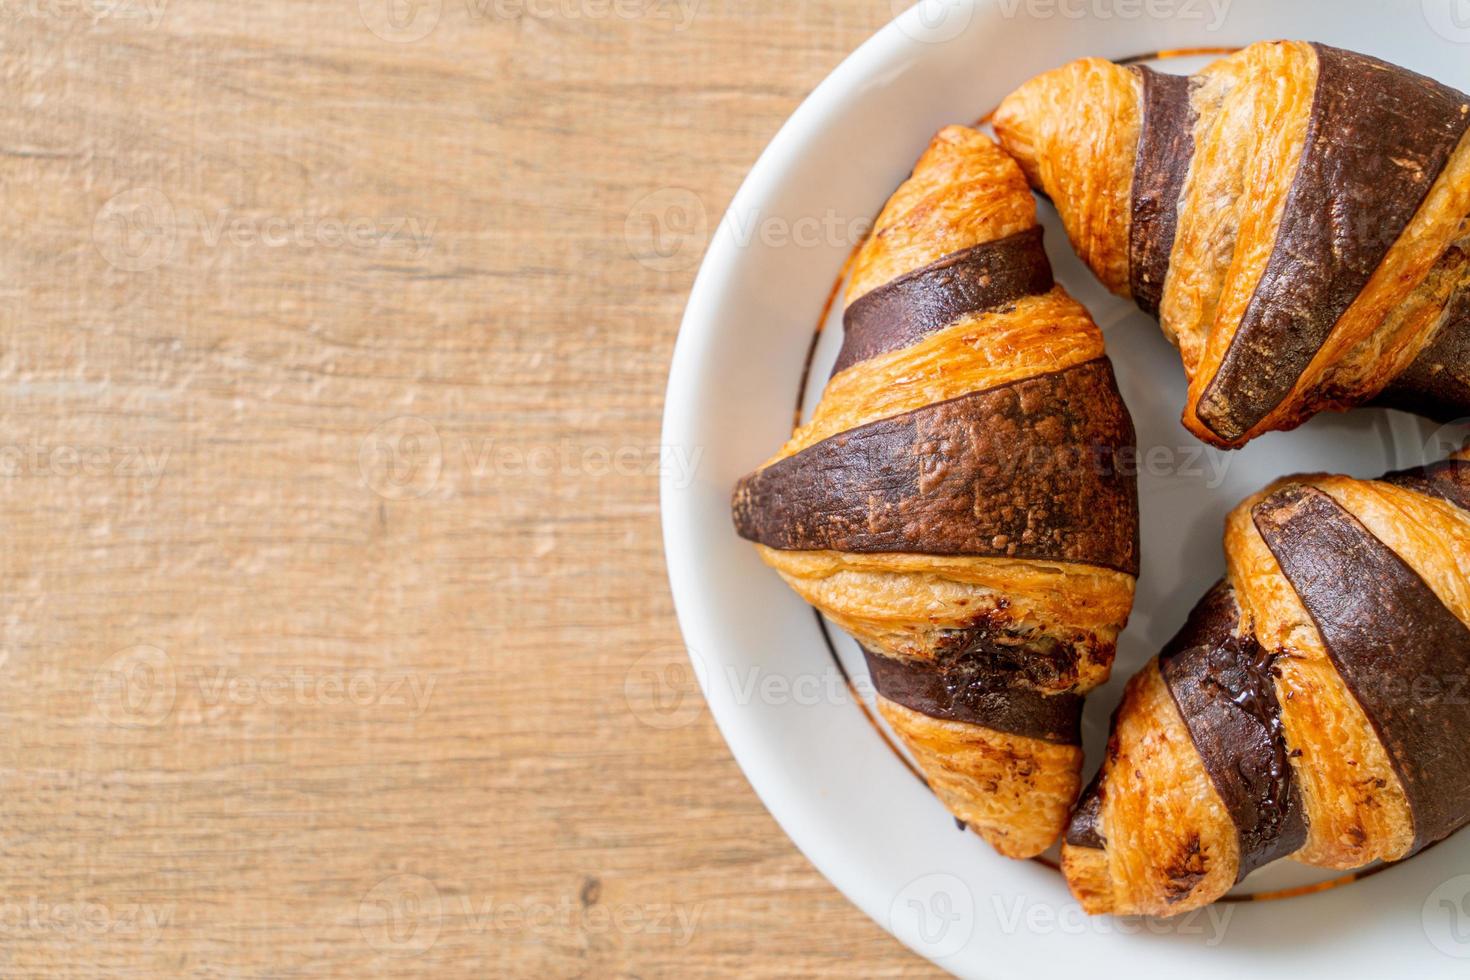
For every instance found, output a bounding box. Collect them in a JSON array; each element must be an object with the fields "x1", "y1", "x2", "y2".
[{"x1": 0, "y1": 1, "x2": 942, "y2": 974}]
